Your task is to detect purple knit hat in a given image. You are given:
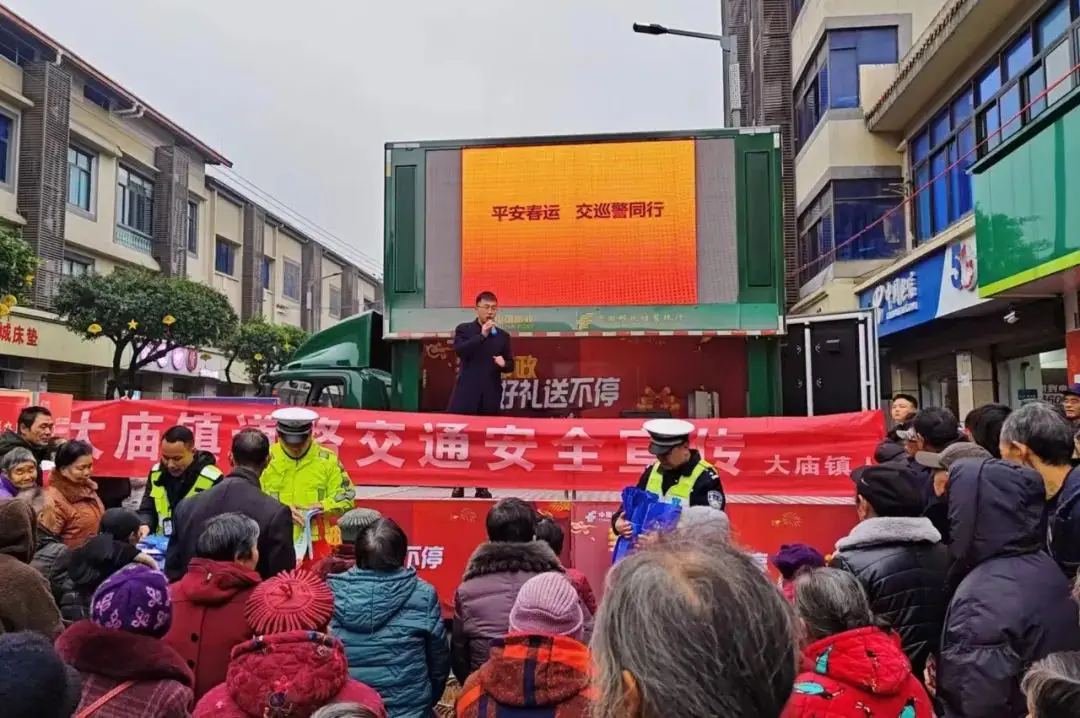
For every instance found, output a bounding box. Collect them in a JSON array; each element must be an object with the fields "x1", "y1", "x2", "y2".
[
  {"x1": 90, "y1": 564, "x2": 172, "y2": 638},
  {"x1": 770, "y1": 543, "x2": 826, "y2": 580},
  {"x1": 509, "y1": 572, "x2": 584, "y2": 641}
]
